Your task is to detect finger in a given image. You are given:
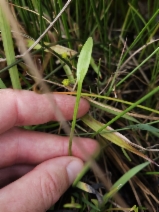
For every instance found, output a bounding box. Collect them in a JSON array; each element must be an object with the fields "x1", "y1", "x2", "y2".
[
  {"x1": 0, "y1": 165, "x2": 34, "y2": 188},
  {"x1": 0, "y1": 89, "x2": 89, "y2": 133},
  {"x1": 0, "y1": 157, "x2": 83, "y2": 212},
  {"x1": 0, "y1": 127, "x2": 99, "y2": 168}
]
